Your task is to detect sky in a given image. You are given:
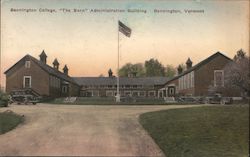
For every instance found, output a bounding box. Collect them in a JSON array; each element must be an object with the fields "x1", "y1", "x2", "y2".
[{"x1": 0, "y1": 0, "x2": 249, "y2": 88}]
